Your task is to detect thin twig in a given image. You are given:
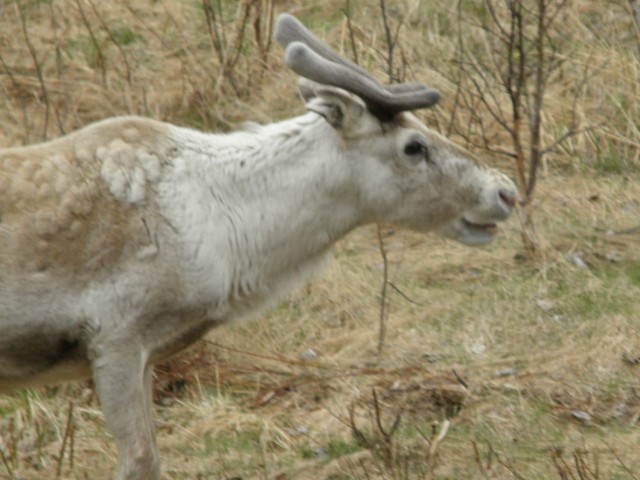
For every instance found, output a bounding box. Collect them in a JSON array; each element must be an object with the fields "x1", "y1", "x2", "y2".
[
  {"x1": 16, "y1": 0, "x2": 50, "y2": 140},
  {"x1": 446, "y1": 0, "x2": 465, "y2": 137},
  {"x1": 75, "y1": 0, "x2": 106, "y2": 85},
  {"x1": 203, "y1": 0, "x2": 227, "y2": 74},
  {"x1": 387, "y1": 282, "x2": 421, "y2": 305},
  {"x1": 629, "y1": 0, "x2": 640, "y2": 54},
  {"x1": 344, "y1": 0, "x2": 359, "y2": 66},
  {"x1": 376, "y1": 224, "x2": 389, "y2": 360},
  {"x1": 225, "y1": 0, "x2": 252, "y2": 72},
  {"x1": 47, "y1": 1, "x2": 67, "y2": 134},
  {"x1": 87, "y1": 0, "x2": 133, "y2": 87},
  {"x1": 379, "y1": 0, "x2": 395, "y2": 83},
  {"x1": 604, "y1": 440, "x2": 640, "y2": 480},
  {"x1": 471, "y1": 440, "x2": 491, "y2": 479},
  {"x1": 525, "y1": 0, "x2": 547, "y2": 199},
  {"x1": 55, "y1": 401, "x2": 75, "y2": 479},
  {"x1": 252, "y1": 0, "x2": 275, "y2": 66},
  {"x1": 491, "y1": 443, "x2": 527, "y2": 480},
  {"x1": 0, "y1": 445, "x2": 15, "y2": 480},
  {"x1": 348, "y1": 402, "x2": 370, "y2": 447},
  {"x1": 371, "y1": 388, "x2": 401, "y2": 438}
]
